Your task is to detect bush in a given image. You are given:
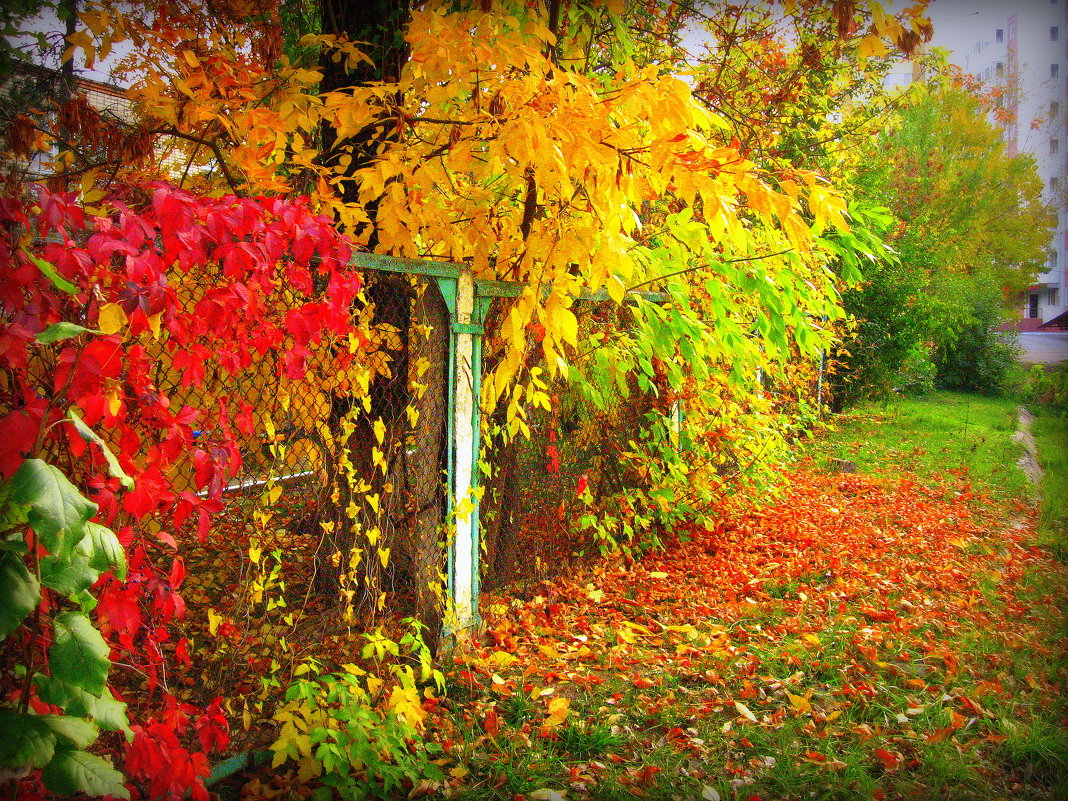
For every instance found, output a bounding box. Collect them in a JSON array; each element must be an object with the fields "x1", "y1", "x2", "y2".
[{"x1": 934, "y1": 283, "x2": 1021, "y2": 395}]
